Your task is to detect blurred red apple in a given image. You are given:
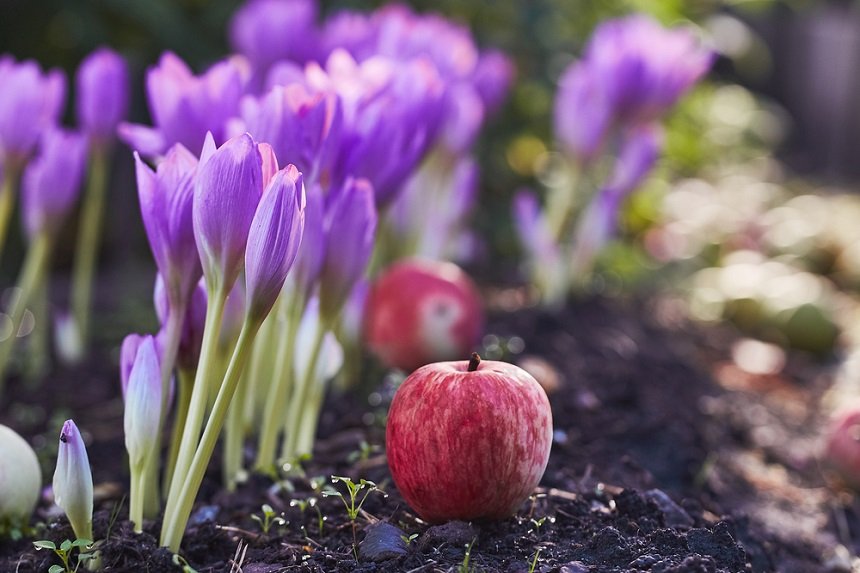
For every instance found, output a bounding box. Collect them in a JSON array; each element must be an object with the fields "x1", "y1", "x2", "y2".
[
  {"x1": 824, "y1": 408, "x2": 860, "y2": 488},
  {"x1": 364, "y1": 258, "x2": 483, "y2": 371},
  {"x1": 386, "y1": 354, "x2": 553, "y2": 523}
]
